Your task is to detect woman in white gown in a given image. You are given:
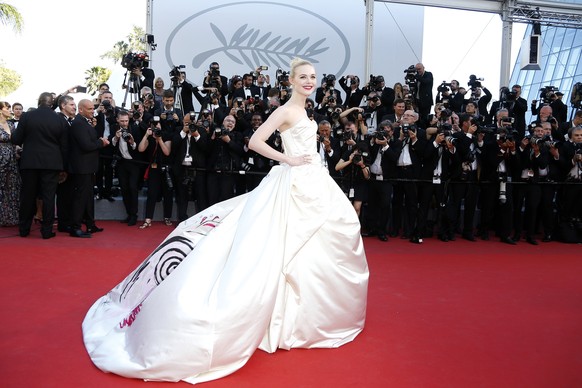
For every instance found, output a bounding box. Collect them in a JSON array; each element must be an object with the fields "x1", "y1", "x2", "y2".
[{"x1": 82, "y1": 58, "x2": 369, "y2": 384}]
